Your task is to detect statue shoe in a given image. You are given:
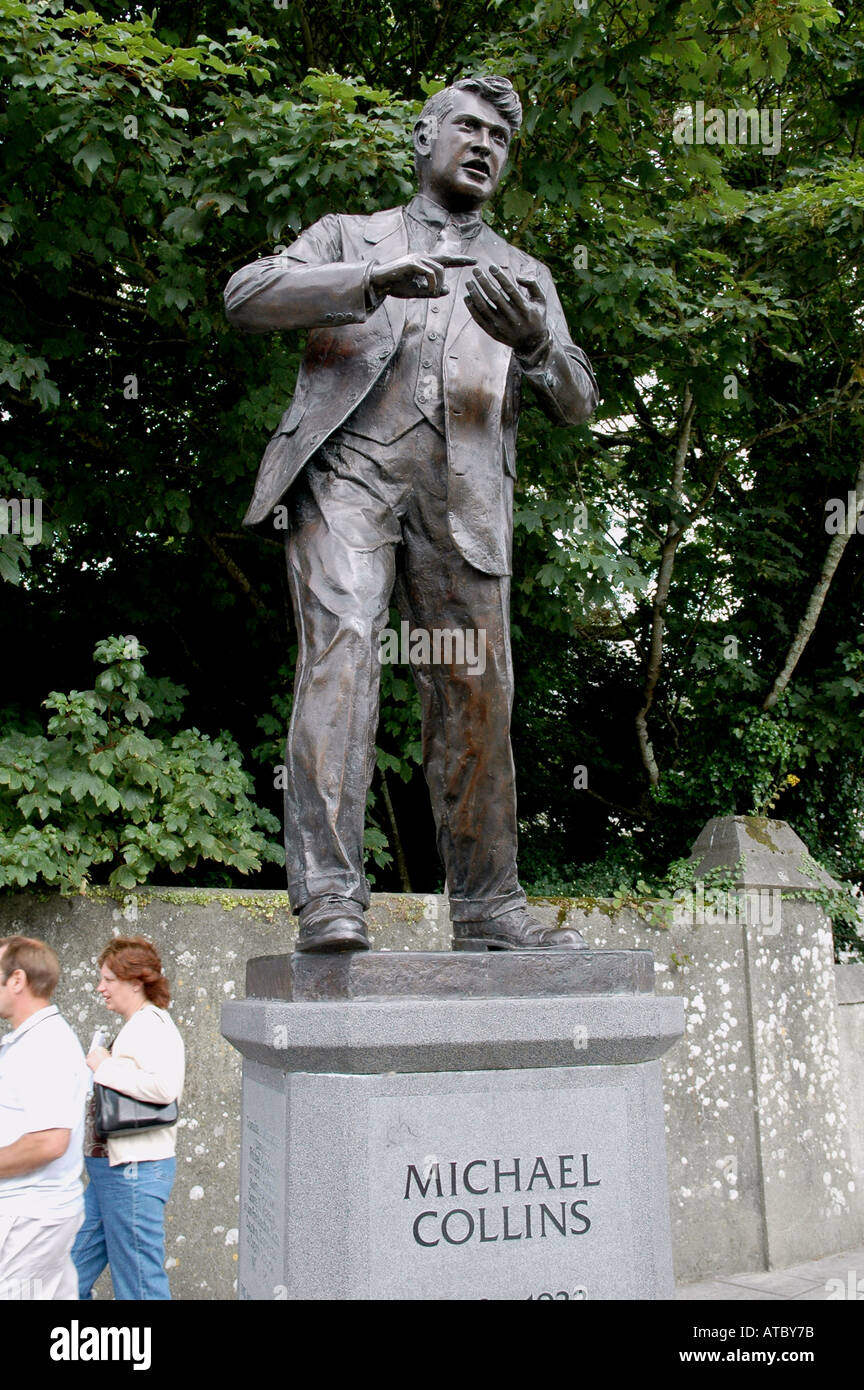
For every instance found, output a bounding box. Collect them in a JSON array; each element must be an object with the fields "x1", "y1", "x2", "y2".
[
  {"x1": 295, "y1": 896, "x2": 370, "y2": 954},
  {"x1": 452, "y1": 906, "x2": 588, "y2": 952}
]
